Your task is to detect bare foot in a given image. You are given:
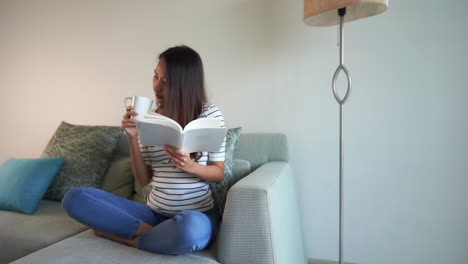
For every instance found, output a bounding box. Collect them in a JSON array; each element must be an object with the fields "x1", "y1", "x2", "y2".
[
  {"x1": 134, "y1": 222, "x2": 154, "y2": 237},
  {"x1": 90, "y1": 222, "x2": 153, "y2": 248},
  {"x1": 92, "y1": 229, "x2": 103, "y2": 236},
  {"x1": 92, "y1": 229, "x2": 139, "y2": 248}
]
